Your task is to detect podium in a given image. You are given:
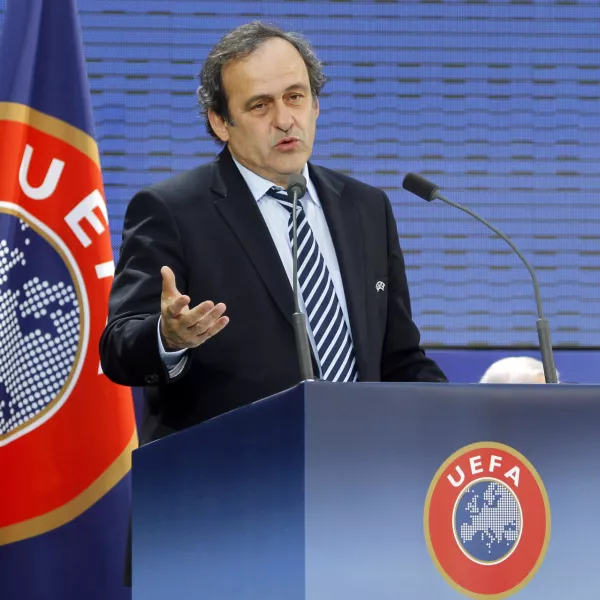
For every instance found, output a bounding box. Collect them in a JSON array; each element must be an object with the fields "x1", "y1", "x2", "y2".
[{"x1": 132, "y1": 381, "x2": 600, "y2": 599}]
